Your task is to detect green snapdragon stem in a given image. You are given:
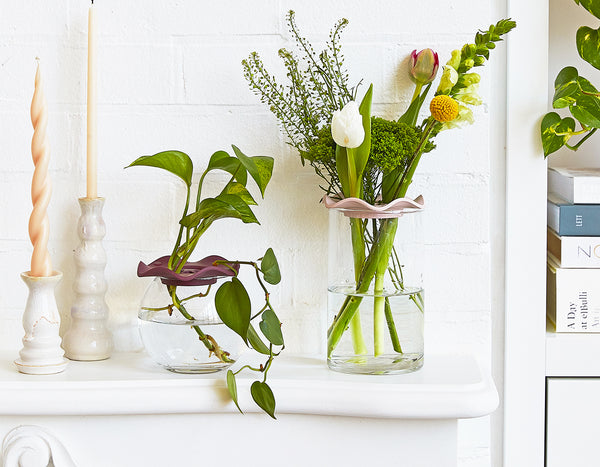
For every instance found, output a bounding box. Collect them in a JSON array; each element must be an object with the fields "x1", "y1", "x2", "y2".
[
  {"x1": 349, "y1": 218, "x2": 367, "y2": 355},
  {"x1": 328, "y1": 218, "x2": 398, "y2": 357}
]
